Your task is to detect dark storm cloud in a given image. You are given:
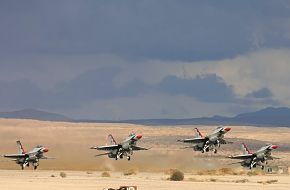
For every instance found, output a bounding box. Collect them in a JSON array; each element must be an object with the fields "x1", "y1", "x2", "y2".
[
  {"x1": 246, "y1": 88, "x2": 273, "y2": 99},
  {"x1": 0, "y1": 79, "x2": 45, "y2": 109},
  {"x1": 1, "y1": 0, "x2": 290, "y2": 60},
  {"x1": 0, "y1": 67, "x2": 236, "y2": 111},
  {"x1": 157, "y1": 74, "x2": 235, "y2": 102}
]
